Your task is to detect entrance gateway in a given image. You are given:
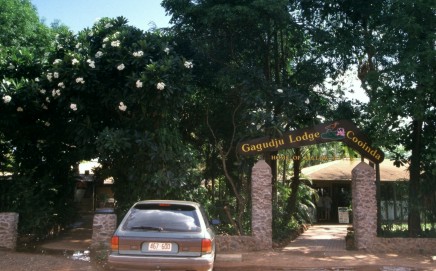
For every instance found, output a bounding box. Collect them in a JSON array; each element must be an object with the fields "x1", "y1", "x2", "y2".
[
  {"x1": 237, "y1": 120, "x2": 384, "y2": 250},
  {"x1": 237, "y1": 119, "x2": 384, "y2": 164}
]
